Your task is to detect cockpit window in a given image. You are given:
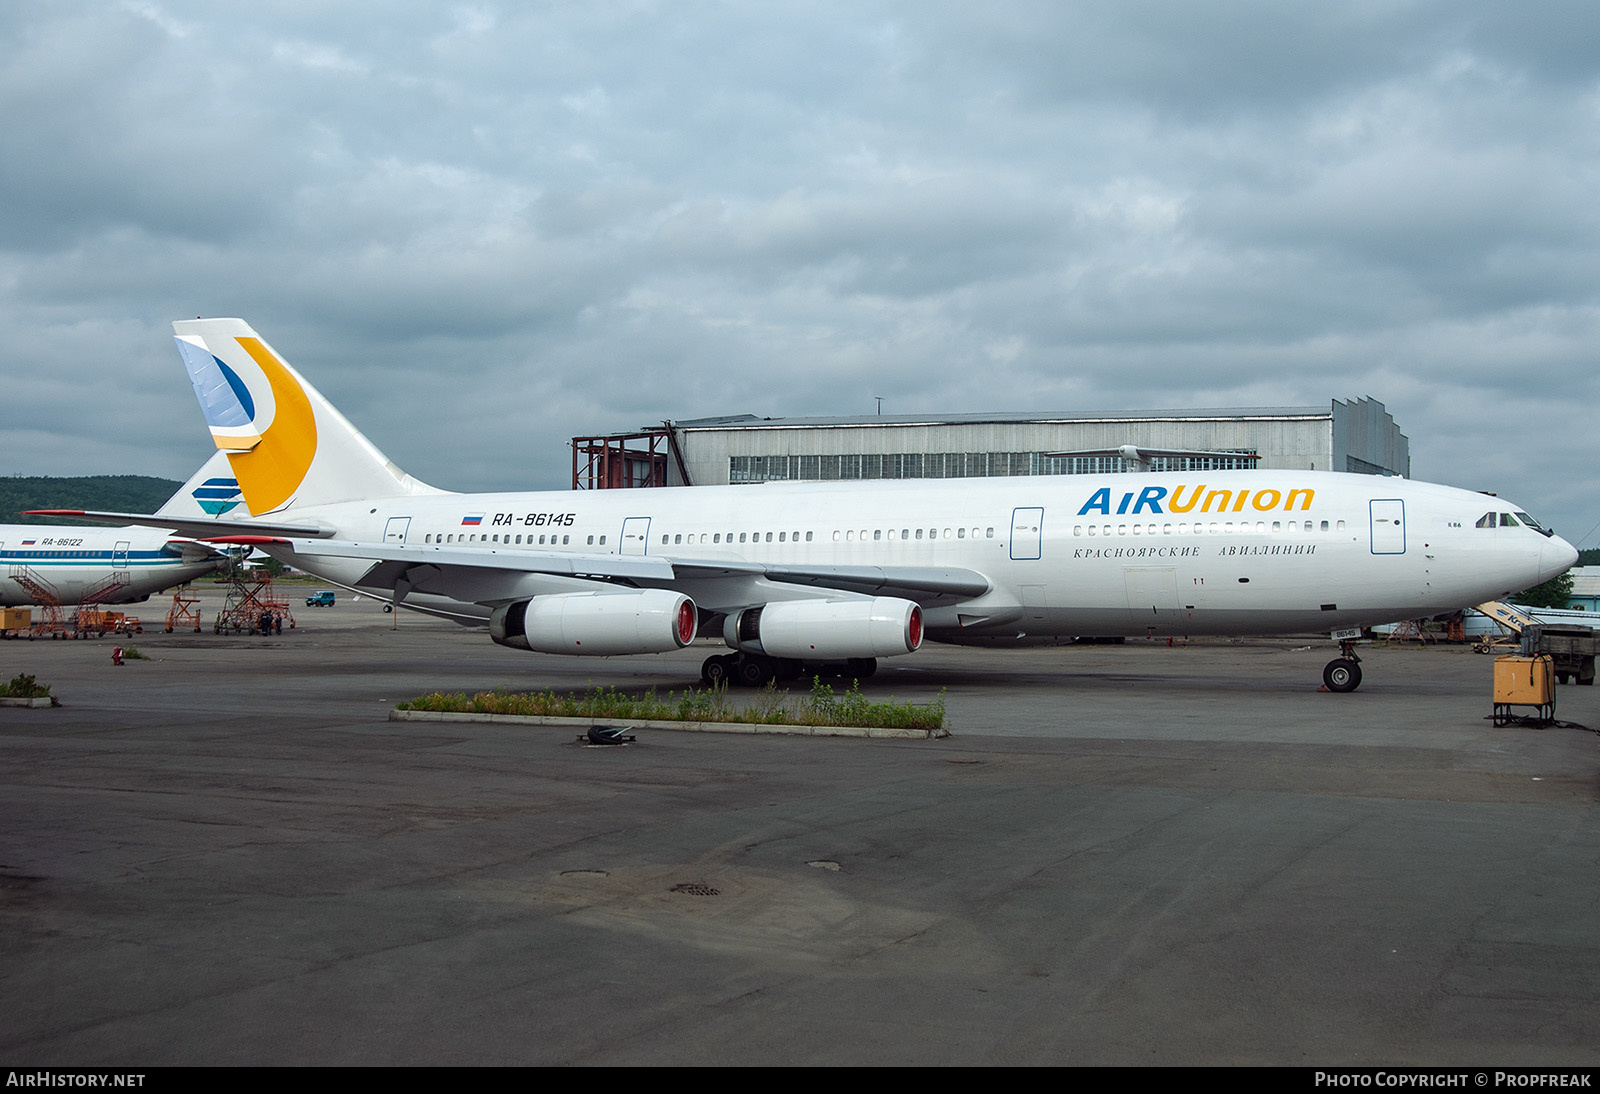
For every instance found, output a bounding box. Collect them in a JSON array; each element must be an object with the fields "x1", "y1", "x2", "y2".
[
  {"x1": 1515, "y1": 512, "x2": 1553, "y2": 536},
  {"x1": 1478, "y1": 510, "x2": 1553, "y2": 535}
]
